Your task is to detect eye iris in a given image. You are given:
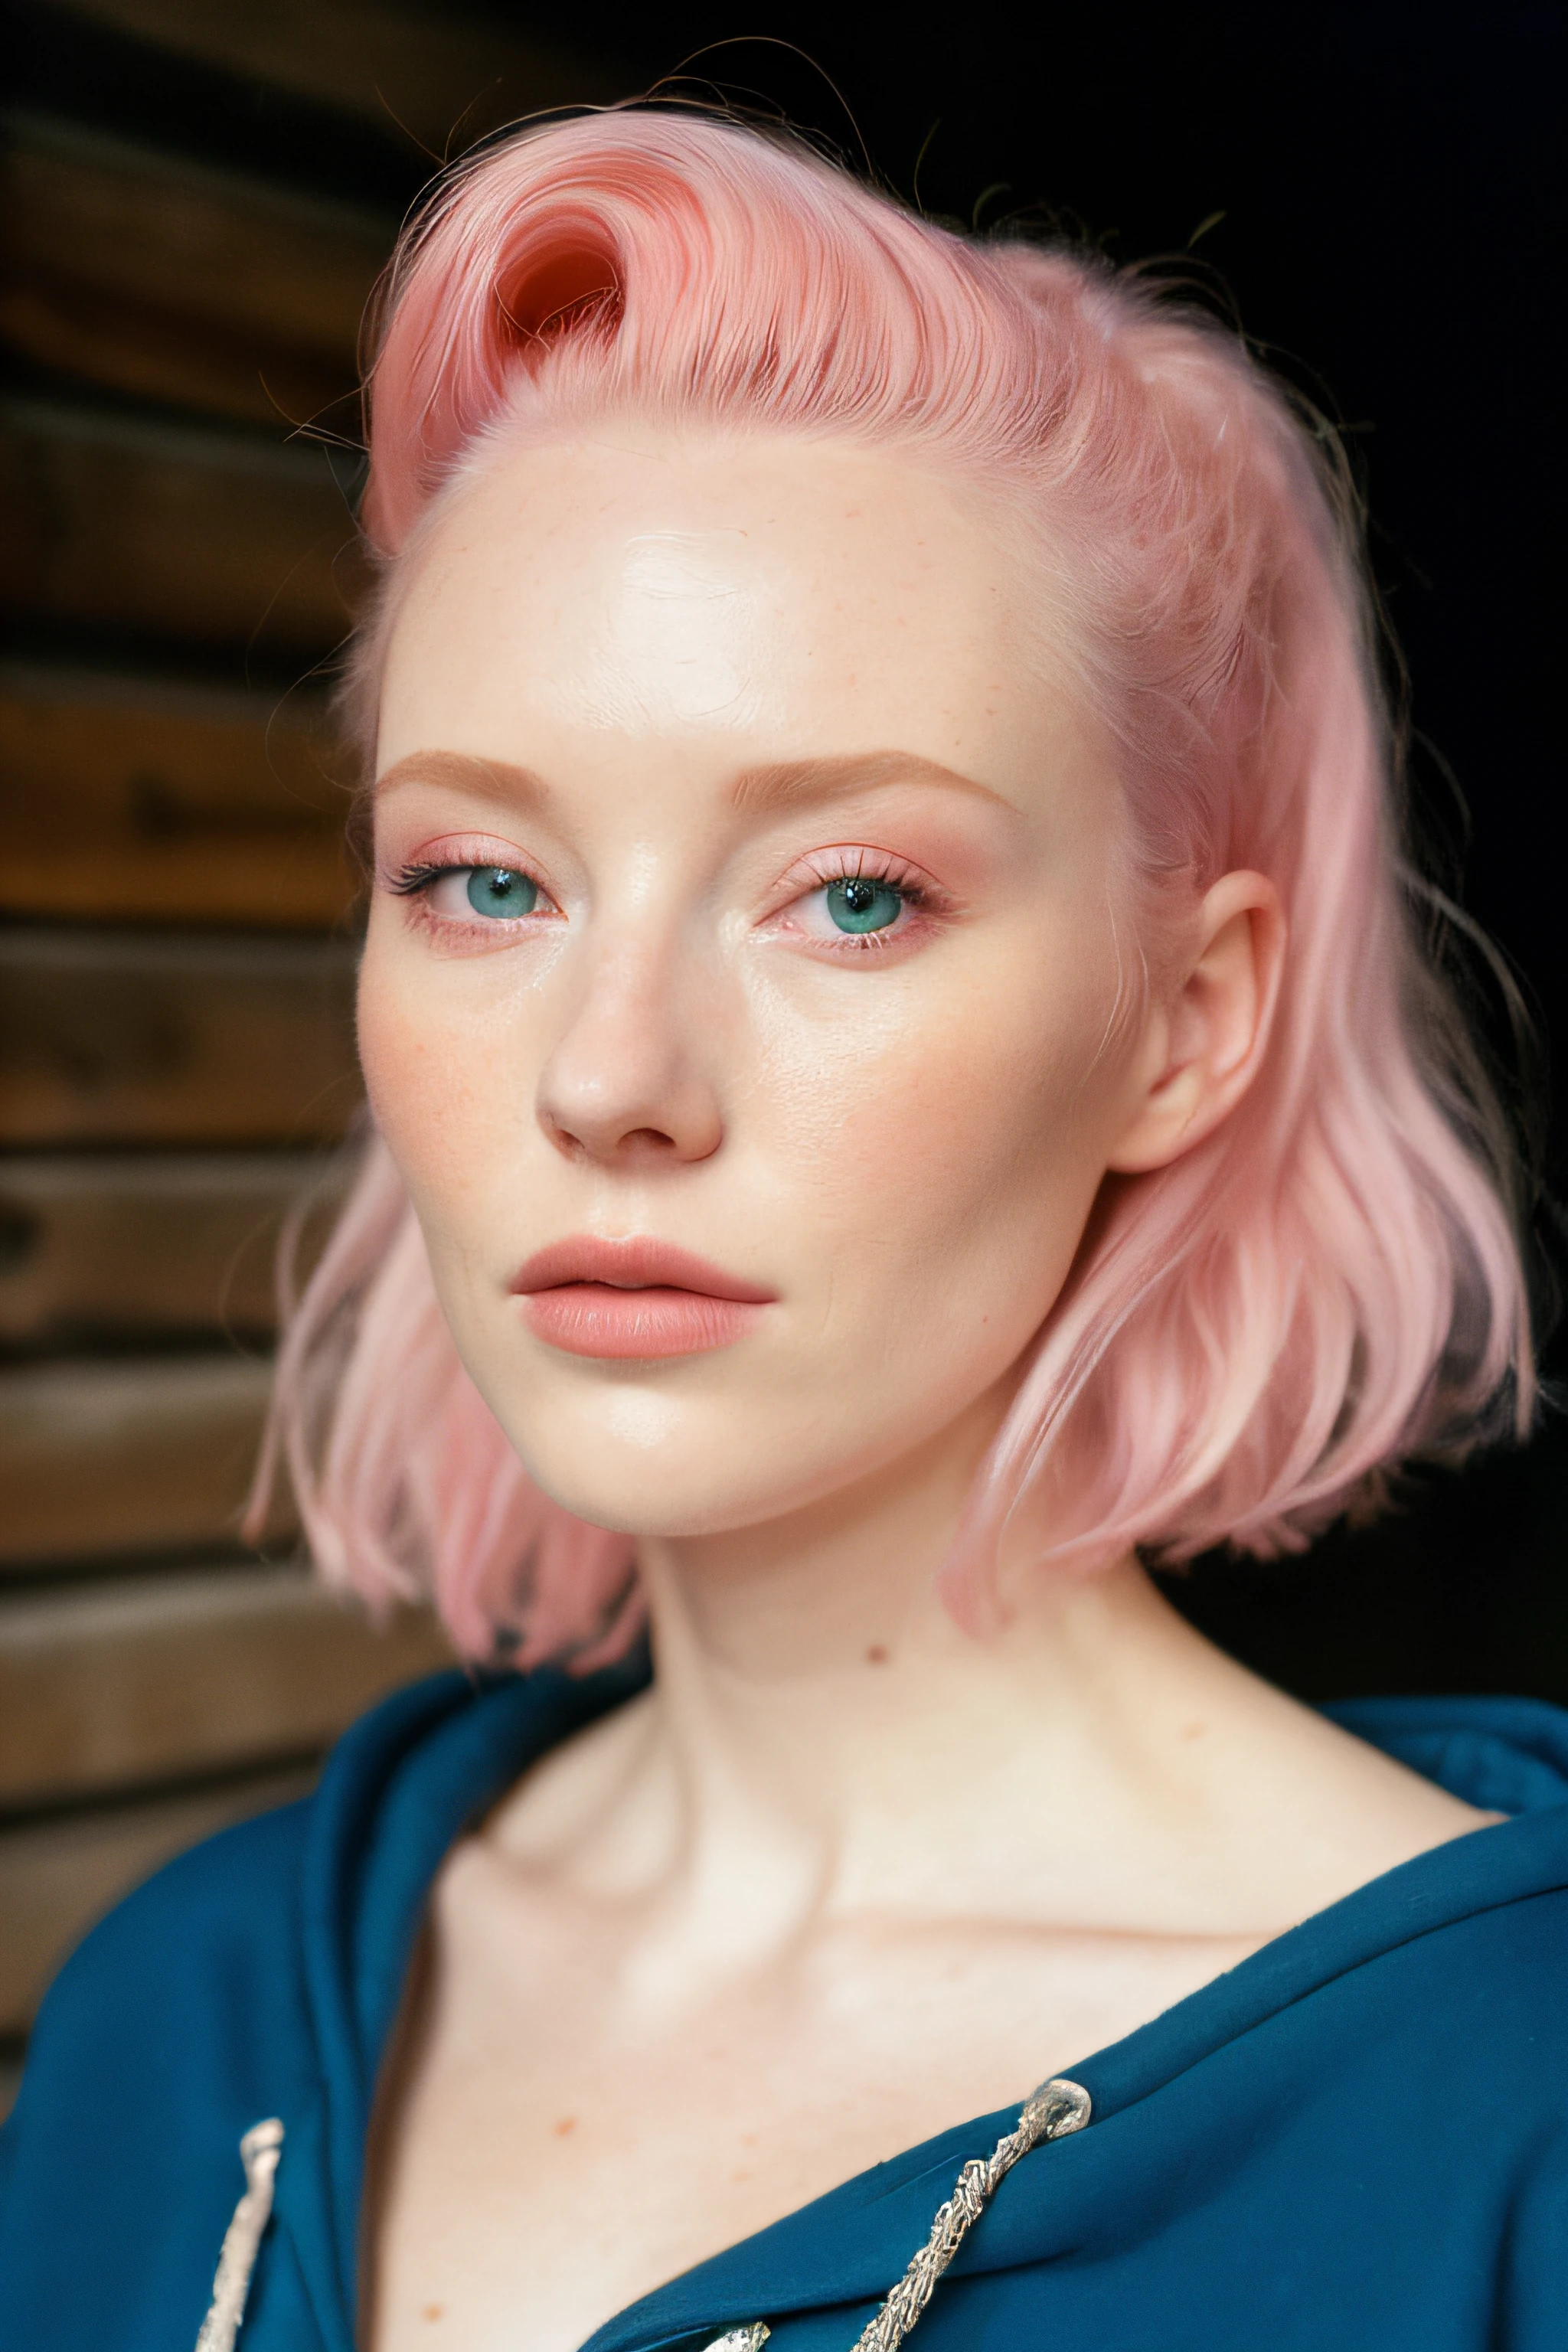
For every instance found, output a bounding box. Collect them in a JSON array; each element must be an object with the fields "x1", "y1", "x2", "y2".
[
  {"x1": 826, "y1": 877, "x2": 903, "y2": 935},
  {"x1": 466, "y1": 867, "x2": 537, "y2": 919}
]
